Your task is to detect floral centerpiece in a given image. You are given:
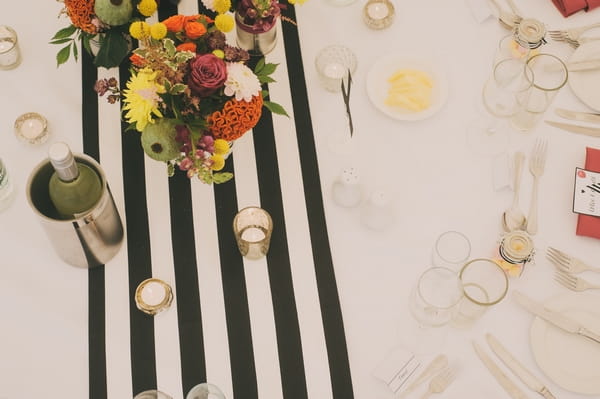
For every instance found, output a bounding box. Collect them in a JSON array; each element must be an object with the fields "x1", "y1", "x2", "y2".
[
  {"x1": 96, "y1": 13, "x2": 286, "y2": 184},
  {"x1": 51, "y1": 0, "x2": 160, "y2": 68}
]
